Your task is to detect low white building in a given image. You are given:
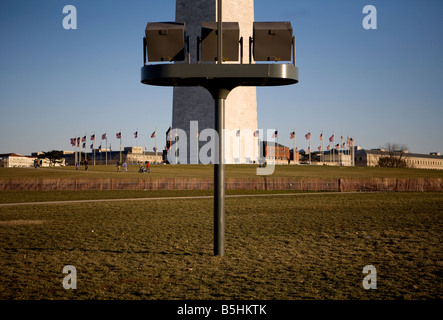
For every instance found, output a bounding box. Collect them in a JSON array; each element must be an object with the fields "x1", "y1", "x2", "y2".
[
  {"x1": 355, "y1": 149, "x2": 443, "y2": 170},
  {"x1": 320, "y1": 152, "x2": 352, "y2": 166},
  {"x1": 0, "y1": 153, "x2": 36, "y2": 168},
  {"x1": 1, "y1": 153, "x2": 67, "y2": 168}
]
